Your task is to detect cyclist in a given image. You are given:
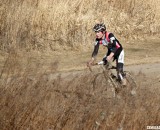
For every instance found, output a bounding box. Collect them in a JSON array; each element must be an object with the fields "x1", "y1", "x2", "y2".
[{"x1": 87, "y1": 23, "x2": 126, "y2": 86}]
